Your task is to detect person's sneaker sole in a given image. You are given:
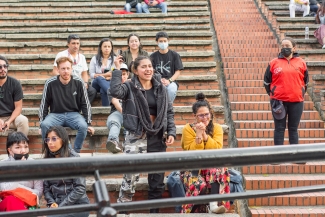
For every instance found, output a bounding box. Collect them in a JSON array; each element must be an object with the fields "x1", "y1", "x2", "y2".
[{"x1": 106, "y1": 140, "x2": 122, "y2": 154}]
